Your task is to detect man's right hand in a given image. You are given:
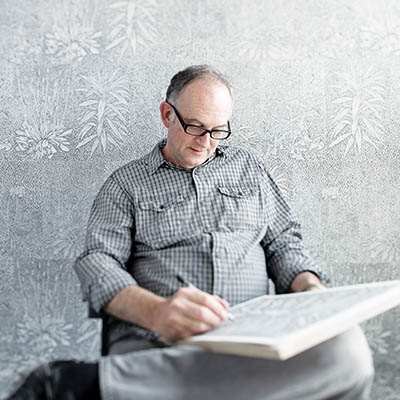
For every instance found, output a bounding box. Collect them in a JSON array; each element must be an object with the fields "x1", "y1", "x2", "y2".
[{"x1": 151, "y1": 287, "x2": 230, "y2": 341}]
